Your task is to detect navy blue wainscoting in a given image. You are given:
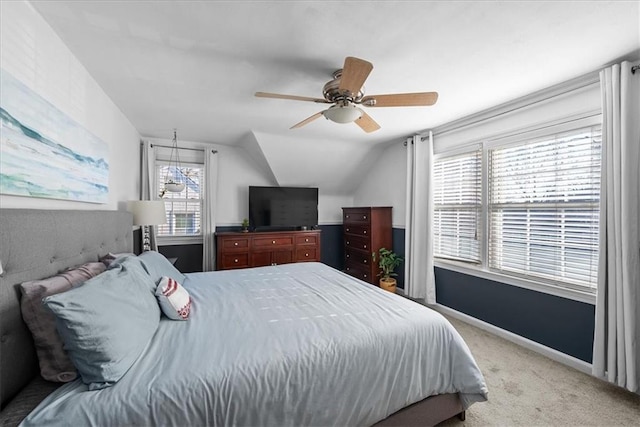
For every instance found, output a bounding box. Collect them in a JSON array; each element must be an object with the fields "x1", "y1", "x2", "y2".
[
  {"x1": 158, "y1": 244, "x2": 203, "y2": 273},
  {"x1": 392, "y1": 228, "x2": 406, "y2": 289},
  {"x1": 319, "y1": 225, "x2": 343, "y2": 270},
  {"x1": 435, "y1": 267, "x2": 595, "y2": 363}
]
